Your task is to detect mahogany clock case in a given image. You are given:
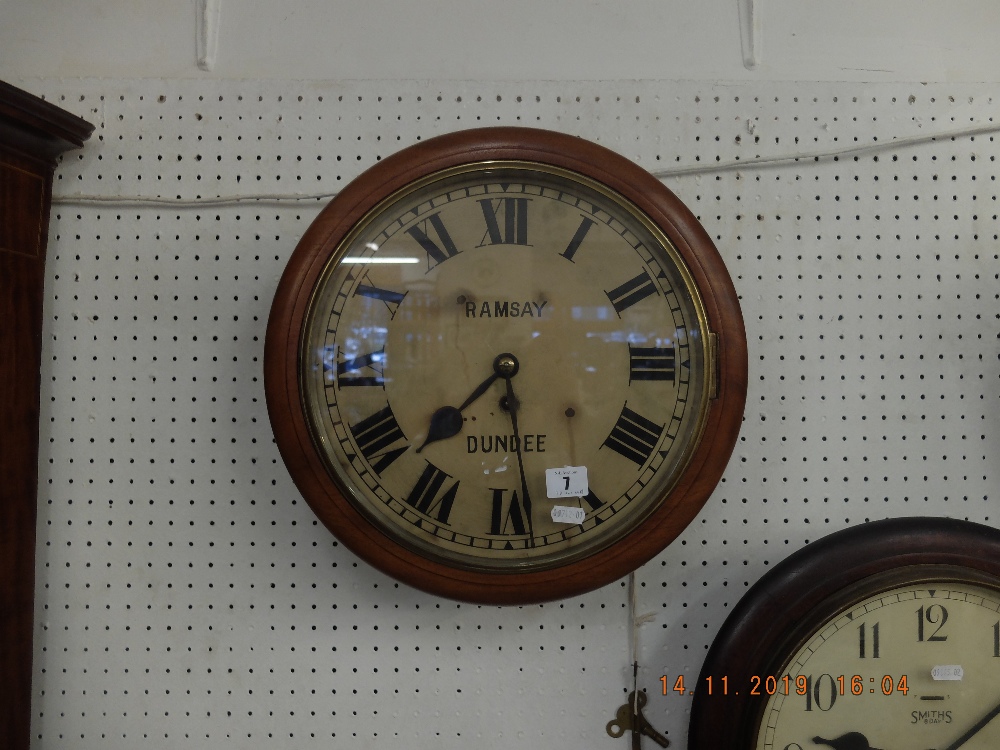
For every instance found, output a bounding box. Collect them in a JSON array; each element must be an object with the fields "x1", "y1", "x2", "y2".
[
  {"x1": 0, "y1": 80, "x2": 93, "y2": 750},
  {"x1": 264, "y1": 127, "x2": 748, "y2": 604}
]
